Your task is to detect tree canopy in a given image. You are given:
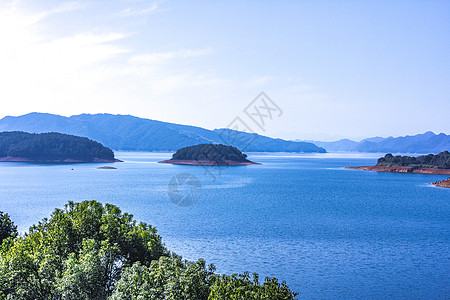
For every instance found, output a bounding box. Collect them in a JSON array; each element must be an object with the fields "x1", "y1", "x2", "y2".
[
  {"x1": 0, "y1": 200, "x2": 298, "y2": 299},
  {"x1": 171, "y1": 144, "x2": 251, "y2": 164},
  {"x1": 0, "y1": 211, "x2": 17, "y2": 244},
  {"x1": 376, "y1": 151, "x2": 450, "y2": 169},
  {"x1": 0, "y1": 131, "x2": 116, "y2": 162}
]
